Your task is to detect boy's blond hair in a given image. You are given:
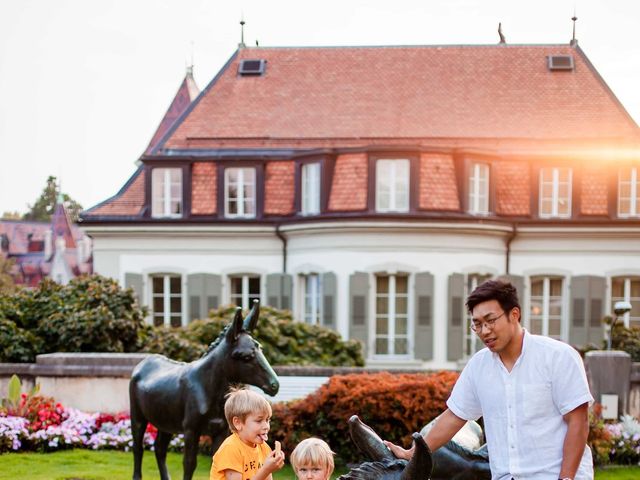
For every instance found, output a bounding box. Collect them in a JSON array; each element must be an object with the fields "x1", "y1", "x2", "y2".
[
  {"x1": 223, "y1": 387, "x2": 272, "y2": 432},
  {"x1": 290, "y1": 438, "x2": 335, "y2": 476}
]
